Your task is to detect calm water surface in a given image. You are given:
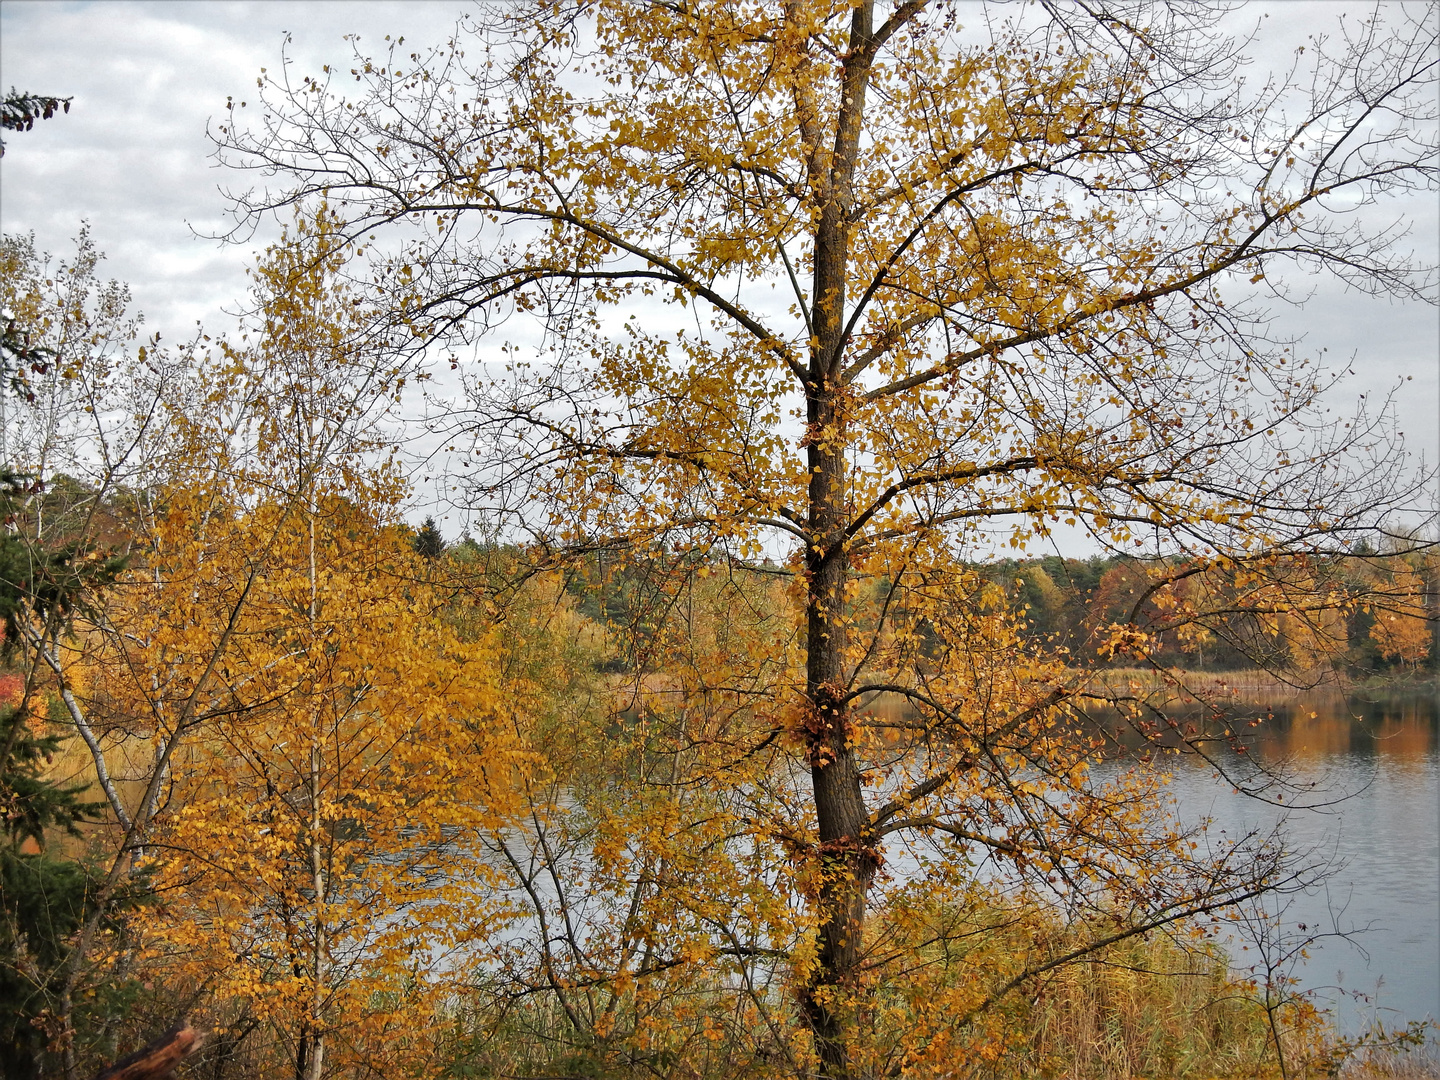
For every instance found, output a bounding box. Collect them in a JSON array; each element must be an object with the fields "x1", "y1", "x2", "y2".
[{"x1": 1156, "y1": 693, "x2": 1438, "y2": 1035}]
